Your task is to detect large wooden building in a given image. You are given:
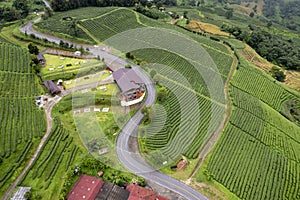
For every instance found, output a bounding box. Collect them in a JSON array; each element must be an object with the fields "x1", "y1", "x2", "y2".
[{"x1": 112, "y1": 68, "x2": 145, "y2": 106}]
